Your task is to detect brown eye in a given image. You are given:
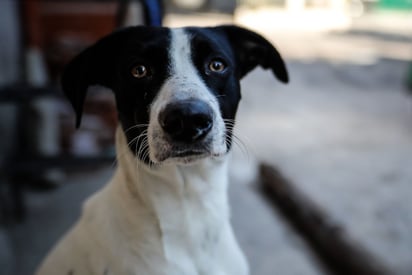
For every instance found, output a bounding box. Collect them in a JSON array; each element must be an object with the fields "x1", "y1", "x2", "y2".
[
  {"x1": 208, "y1": 59, "x2": 226, "y2": 73},
  {"x1": 131, "y1": 65, "x2": 148, "y2": 78}
]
